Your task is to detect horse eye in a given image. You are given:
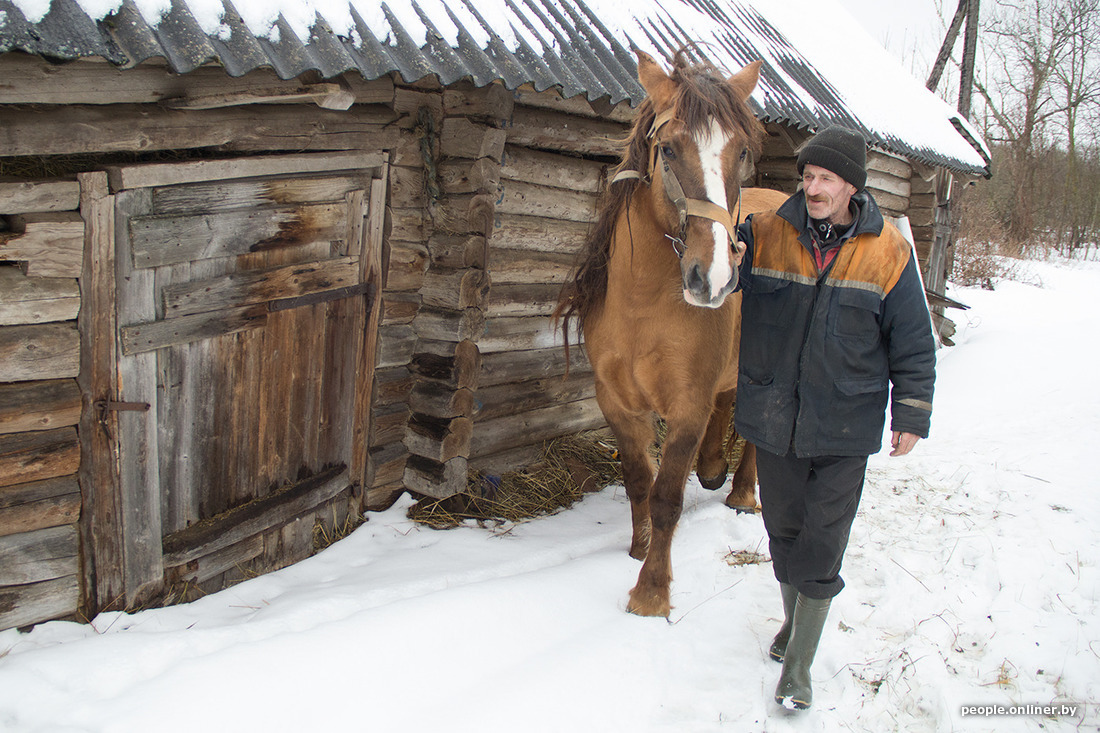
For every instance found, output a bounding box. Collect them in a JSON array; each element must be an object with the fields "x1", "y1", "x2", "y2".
[
  {"x1": 739, "y1": 148, "x2": 748, "y2": 161},
  {"x1": 661, "y1": 144, "x2": 676, "y2": 159}
]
